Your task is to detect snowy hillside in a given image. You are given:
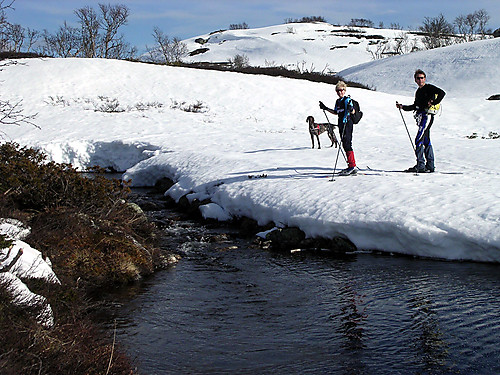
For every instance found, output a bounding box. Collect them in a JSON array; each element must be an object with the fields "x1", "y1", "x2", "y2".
[
  {"x1": 2, "y1": 24, "x2": 500, "y2": 263},
  {"x1": 339, "y1": 37, "x2": 500, "y2": 98},
  {"x1": 183, "y1": 22, "x2": 426, "y2": 73}
]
